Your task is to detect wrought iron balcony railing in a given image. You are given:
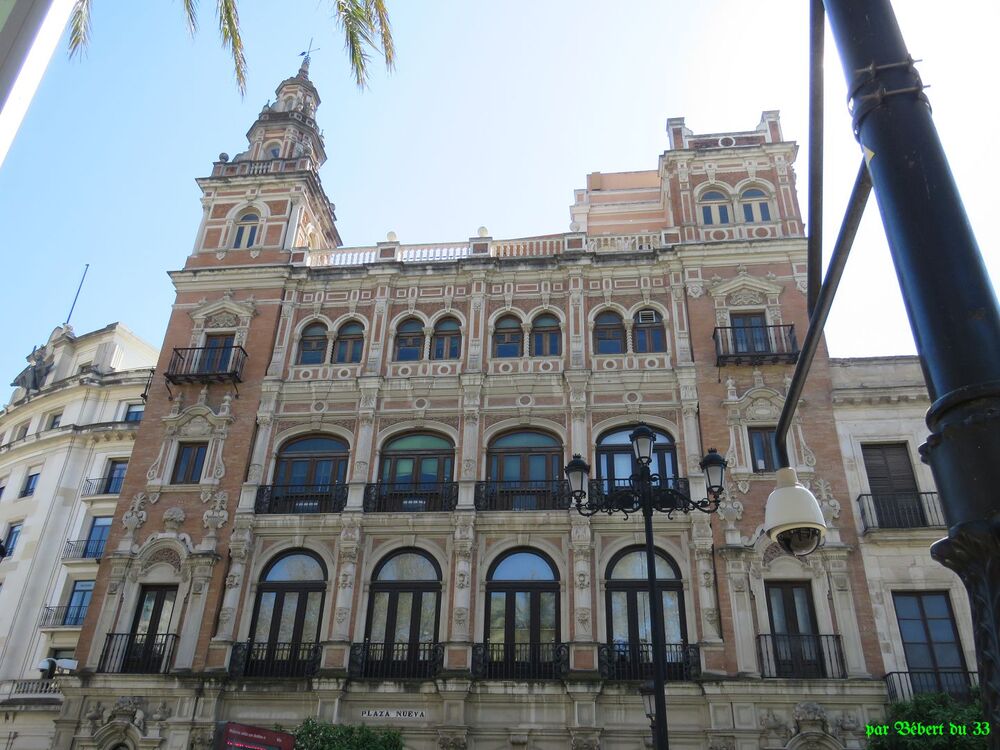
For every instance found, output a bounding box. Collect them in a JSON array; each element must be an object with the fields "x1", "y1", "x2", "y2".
[
  {"x1": 164, "y1": 346, "x2": 247, "y2": 385},
  {"x1": 97, "y1": 633, "x2": 177, "y2": 674},
  {"x1": 40, "y1": 605, "x2": 89, "y2": 627},
  {"x1": 757, "y1": 634, "x2": 846, "y2": 679},
  {"x1": 255, "y1": 484, "x2": 349, "y2": 514},
  {"x1": 81, "y1": 474, "x2": 125, "y2": 496},
  {"x1": 598, "y1": 642, "x2": 701, "y2": 681},
  {"x1": 229, "y1": 640, "x2": 322, "y2": 678},
  {"x1": 586, "y1": 477, "x2": 693, "y2": 515},
  {"x1": 857, "y1": 492, "x2": 946, "y2": 531},
  {"x1": 62, "y1": 538, "x2": 106, "y2": 560},
  {"x1": 885, "y1": 670, "x2": 979, "y2": 703},
  {"x1": 363, "y1": 482, "x2": 459, "y2": 513},
  {"x1": 713, "y1": 324, "x2": 799, "y2": 366},
  {"x1": 348, "y1": 641, "x2": 444, "y2": 680},
  {"x1": 471, "y1": 642, "x2": 570, "y2": 681},
  {"x1": 473, "y1": 480, "x2": 571, "y2": 511}
]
